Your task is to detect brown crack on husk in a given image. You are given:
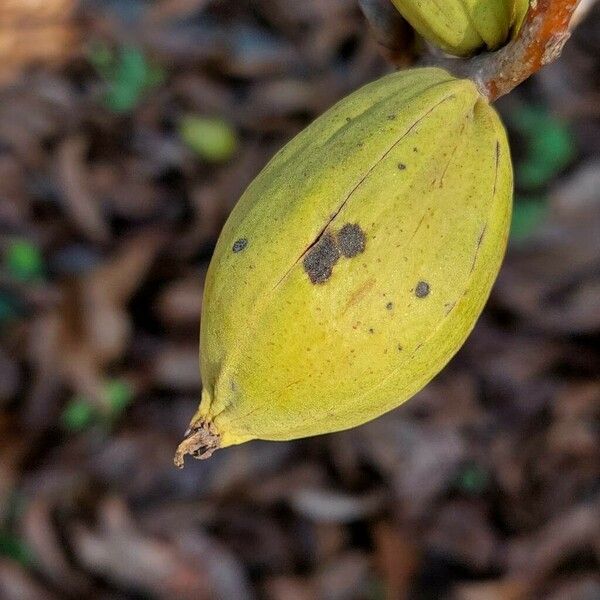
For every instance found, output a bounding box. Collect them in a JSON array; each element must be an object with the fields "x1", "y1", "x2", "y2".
[{"x1": 174, "y1": 420, "x2": 220, "y2": 468}]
